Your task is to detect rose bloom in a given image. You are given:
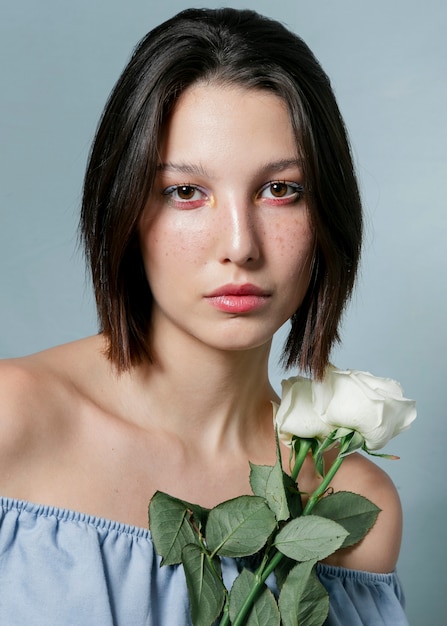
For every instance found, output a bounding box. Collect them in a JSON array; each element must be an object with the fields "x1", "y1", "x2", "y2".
[{"x1": 275, "y1": 365, "x2": 416, "y2": 451}]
